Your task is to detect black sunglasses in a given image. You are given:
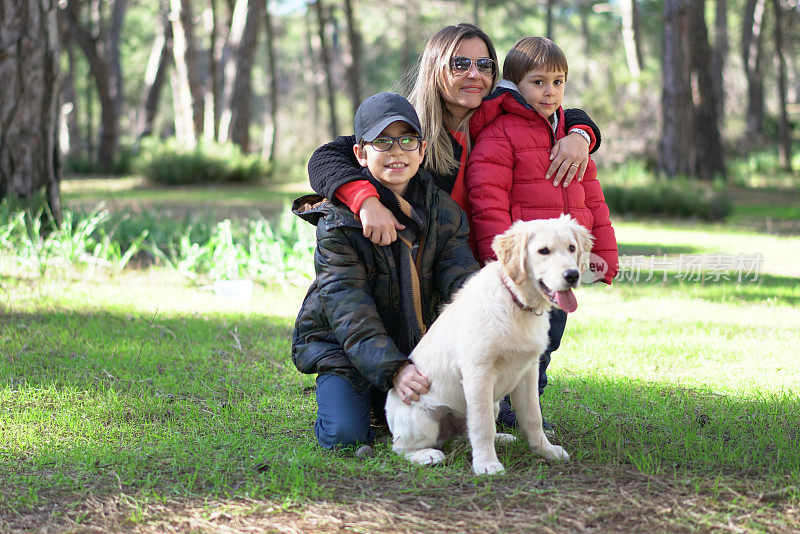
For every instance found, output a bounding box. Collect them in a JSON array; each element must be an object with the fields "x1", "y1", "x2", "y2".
[{"x1": 450, "y1": 56, "x2": 495, "y2": 77}]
